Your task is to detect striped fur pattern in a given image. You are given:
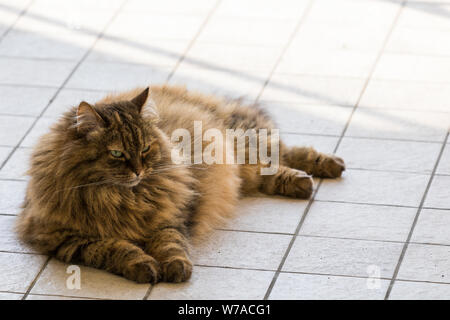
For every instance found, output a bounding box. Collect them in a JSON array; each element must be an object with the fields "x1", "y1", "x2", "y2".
[{"x1": 16, "y1": 85, "x2": 345, "y2": 283}]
